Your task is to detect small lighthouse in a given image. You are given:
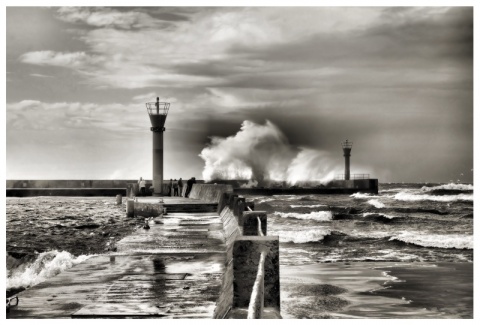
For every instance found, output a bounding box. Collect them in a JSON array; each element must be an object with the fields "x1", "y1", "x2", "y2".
[
  {"x1": 342, "y1": 139, "x2": 352, "y2": 180},
  {"x1": 146, "y1": 97, "x2": 170, "y2": 196}
]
